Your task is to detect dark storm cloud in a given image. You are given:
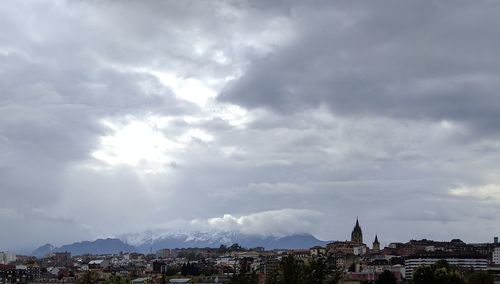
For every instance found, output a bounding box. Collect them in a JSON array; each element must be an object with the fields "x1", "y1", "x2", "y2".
[
  {"x1": 1, "y1": 0, "x2": 500, "y2": 250},
  {"x1": 220, "y1": 0, "x2": 500, "y2": 133}
]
